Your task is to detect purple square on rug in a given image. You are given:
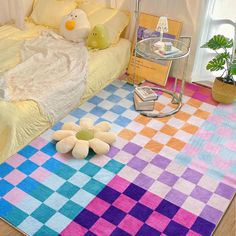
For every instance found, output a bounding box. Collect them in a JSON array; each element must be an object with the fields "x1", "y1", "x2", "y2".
[
  {"x1": 102, "y1": 206, "x2": 126, "y2": 225},
  {"x1": 129, "y1": 202, "x2": 153, "y2": 221},
  {"x1": 107, "y1": 146, "x2": 120, "y2": 158},
  {"x1": 97, "y1": 186, "x2": 121, "y2": 204},
  {"x1": 191, "y1": 217, "x2": 215, "y2": 236},
  {"x1": 137, "y1": 224, "x2": 161, "y2": 236},
  {"x1": 123, "y1": 143, "x2": 142, "y2": 155},
  {"x1": 200, "y1": 205, "x2": 222, "y2": 224},
  {"x1": 156, "y1": 199, "x2": 179, "y2": 218},
  {"x1": 74, "y1": 209, "x2": 99, "y2": 229},
  {"x1": 151, "y1": 155, "x2": 171, "y2": 169},
  {"x1": 165, "y1": 189, "x2": 187, "y2": 206},
  {"x1": 190, "y1": 186, "x2": 212, "y2": 203},
  {"x1": 134, "y1": 173, "x2": 155, "y2": 189},
  {"x1": 111, "y1": 227, "x2": 133, "y2": 236},
  {"x1": 215, "y1": 183, "x2": 235, "y2": 200},
  {"x1": 158, "y1": 171, "x2": 178, "y2": 186},
  {"x1": 182, "y1": 168, "x2": 203, "y2": 184},
  {"x1": 164, "y1": 221, "x2": 189, "y2": 236},
  {"x1": 123, "y1": 183, "x2": 146, "y2": 201},
  {"x1": 128, "y1": 157, "x2": 148, "y2": 171},
  {"x1": 85, "y1": 231, "x2": 96, "y2": 236}
]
